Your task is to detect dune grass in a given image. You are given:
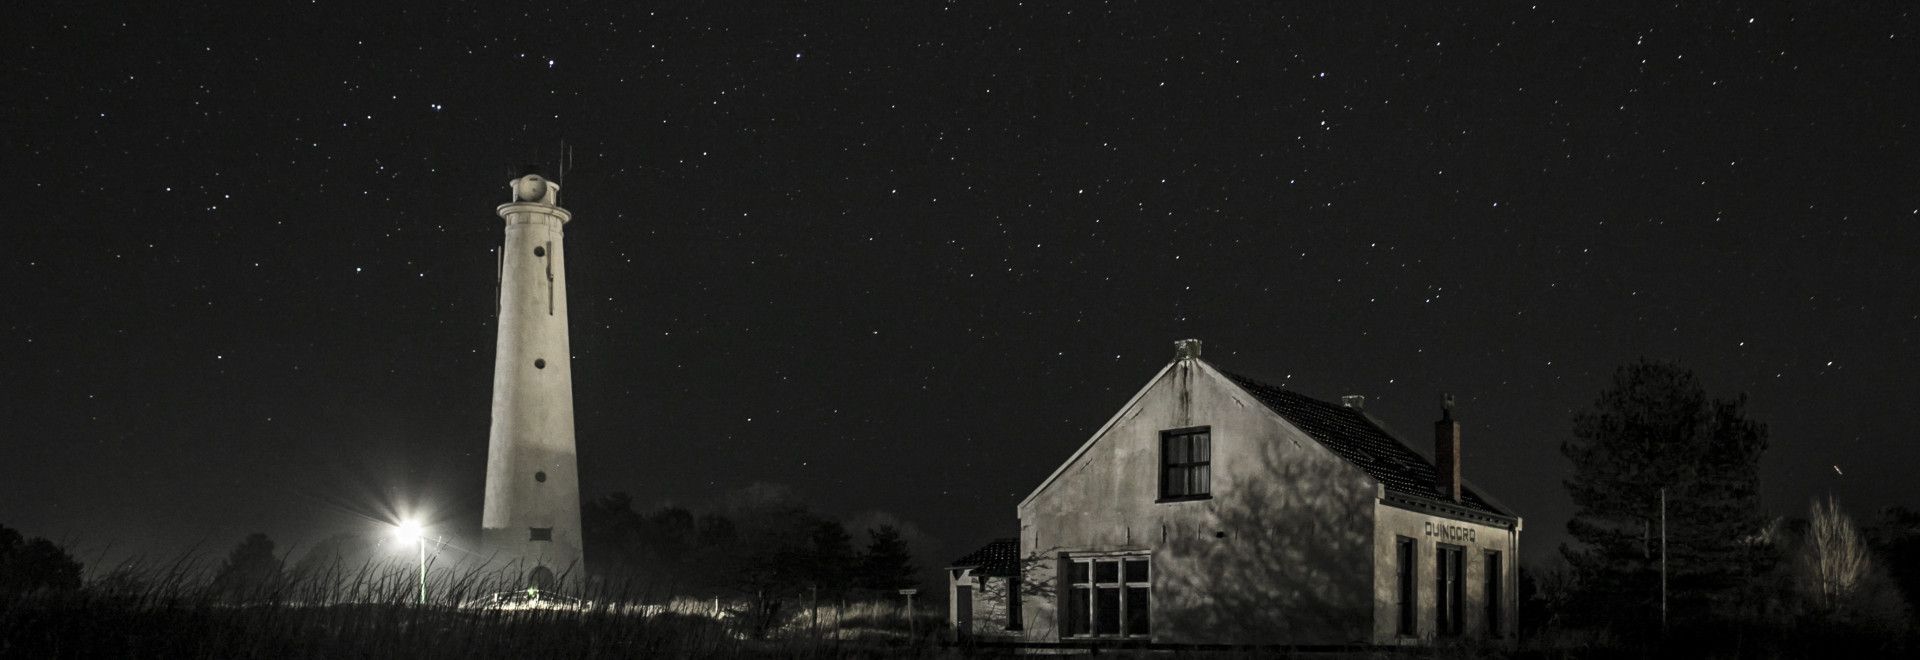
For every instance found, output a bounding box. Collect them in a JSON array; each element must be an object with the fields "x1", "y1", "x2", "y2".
[{"x1": 1, "y1": 556, "x2": 959, "y2": 658}]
